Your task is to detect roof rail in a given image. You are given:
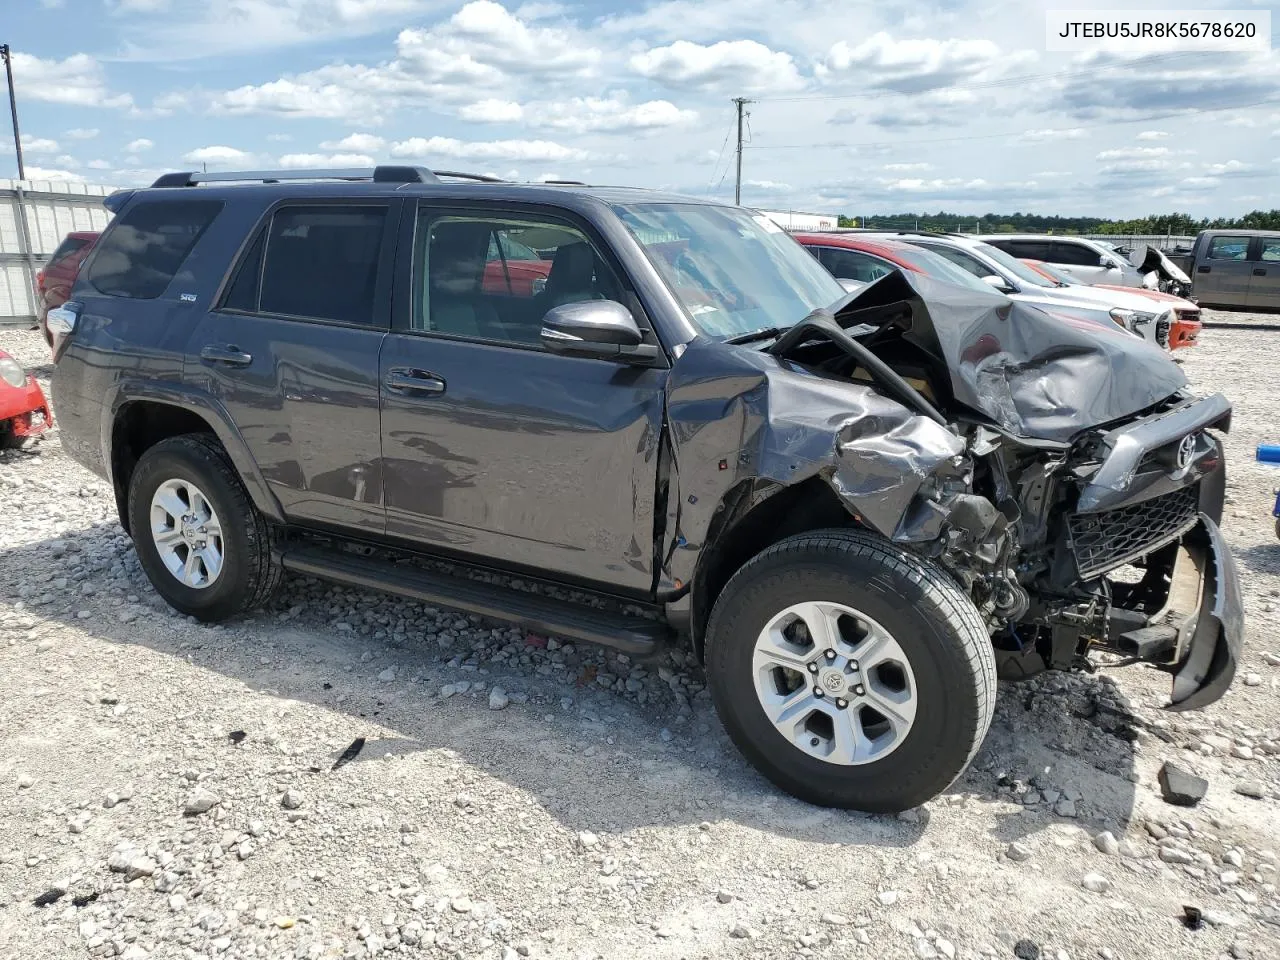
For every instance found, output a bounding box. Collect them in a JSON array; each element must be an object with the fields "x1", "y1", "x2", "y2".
[
  {"x1": 150, "y1": 166, "x2": 440, "y2": 188},
  {"x1": 541, "y1": 179, "x2": 587, "y2": 186},
  {"x1": 432, "y1": 170, "x2": 506, "y2": 183}
]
